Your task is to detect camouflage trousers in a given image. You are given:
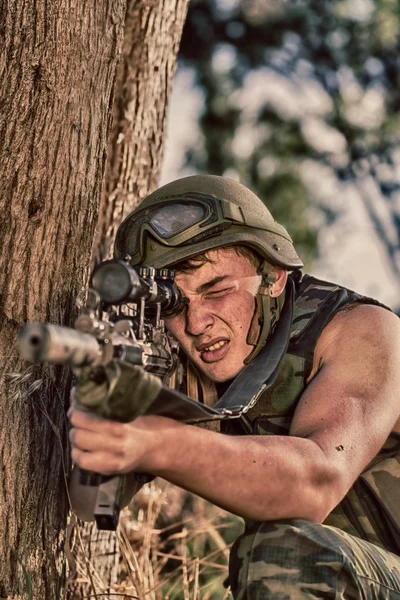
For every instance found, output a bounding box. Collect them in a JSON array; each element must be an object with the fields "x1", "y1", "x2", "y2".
[{"x1": 229, "y1": 519, "x2": 400, "y2": 599}]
